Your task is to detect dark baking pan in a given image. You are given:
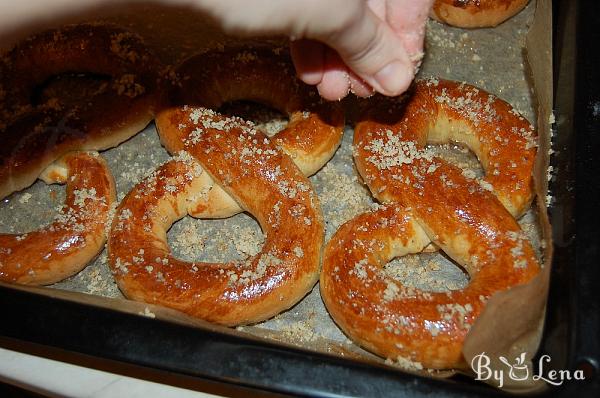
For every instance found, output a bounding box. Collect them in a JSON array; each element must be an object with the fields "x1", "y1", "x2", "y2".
[{"x1": 0, "y1": 0, "x2": 598, "y2": 396}]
